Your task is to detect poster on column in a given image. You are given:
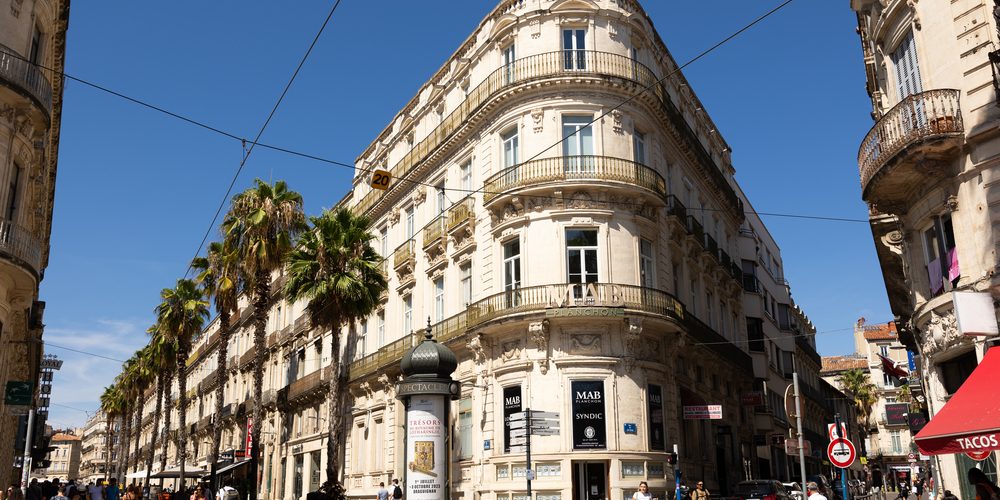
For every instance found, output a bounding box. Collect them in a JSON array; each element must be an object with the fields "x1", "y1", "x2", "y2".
[
  {"x1": 503, "y1": 385, "x2": 522, "y2": 453},
  {"x1": 572, "y1": 380, "x2": 606, "y2": 449},
  {"x1": 406, "y1": 396, "x2": 446, "y2": 500}
]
